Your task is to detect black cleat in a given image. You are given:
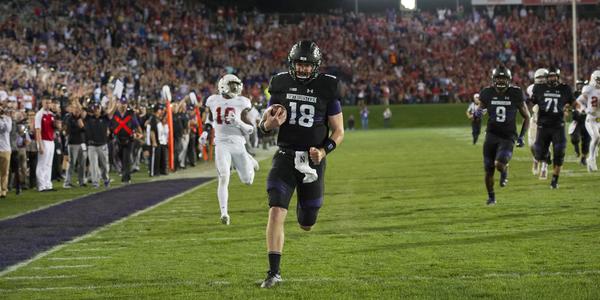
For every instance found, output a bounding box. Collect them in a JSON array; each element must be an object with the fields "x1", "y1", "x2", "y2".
[
  {"x1": 260, "y1": 271, "x2": 282, "y2": 288},
  {"x1": 550, "y1": 179, "x2": 559, "y2": 189},
  {"x1": 486, "y1": 197, "x2": 496, "y2": 205}
]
